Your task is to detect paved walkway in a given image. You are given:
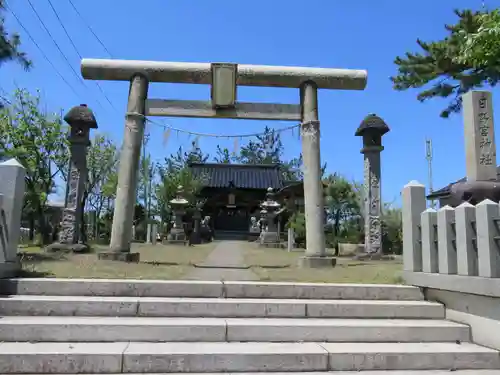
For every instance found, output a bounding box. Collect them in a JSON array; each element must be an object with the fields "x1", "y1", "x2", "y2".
[{"x1": 184, "y1": 241, "x2": 259, "y2": 281}]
